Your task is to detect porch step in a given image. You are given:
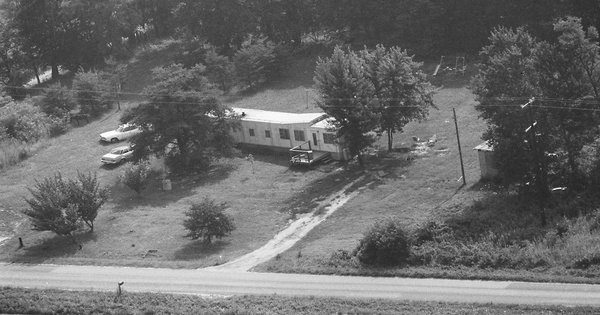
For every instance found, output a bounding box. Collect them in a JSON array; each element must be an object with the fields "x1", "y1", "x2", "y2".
[{"x1": 321, "y1": 155, "x2": 333, "y2": 164}]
